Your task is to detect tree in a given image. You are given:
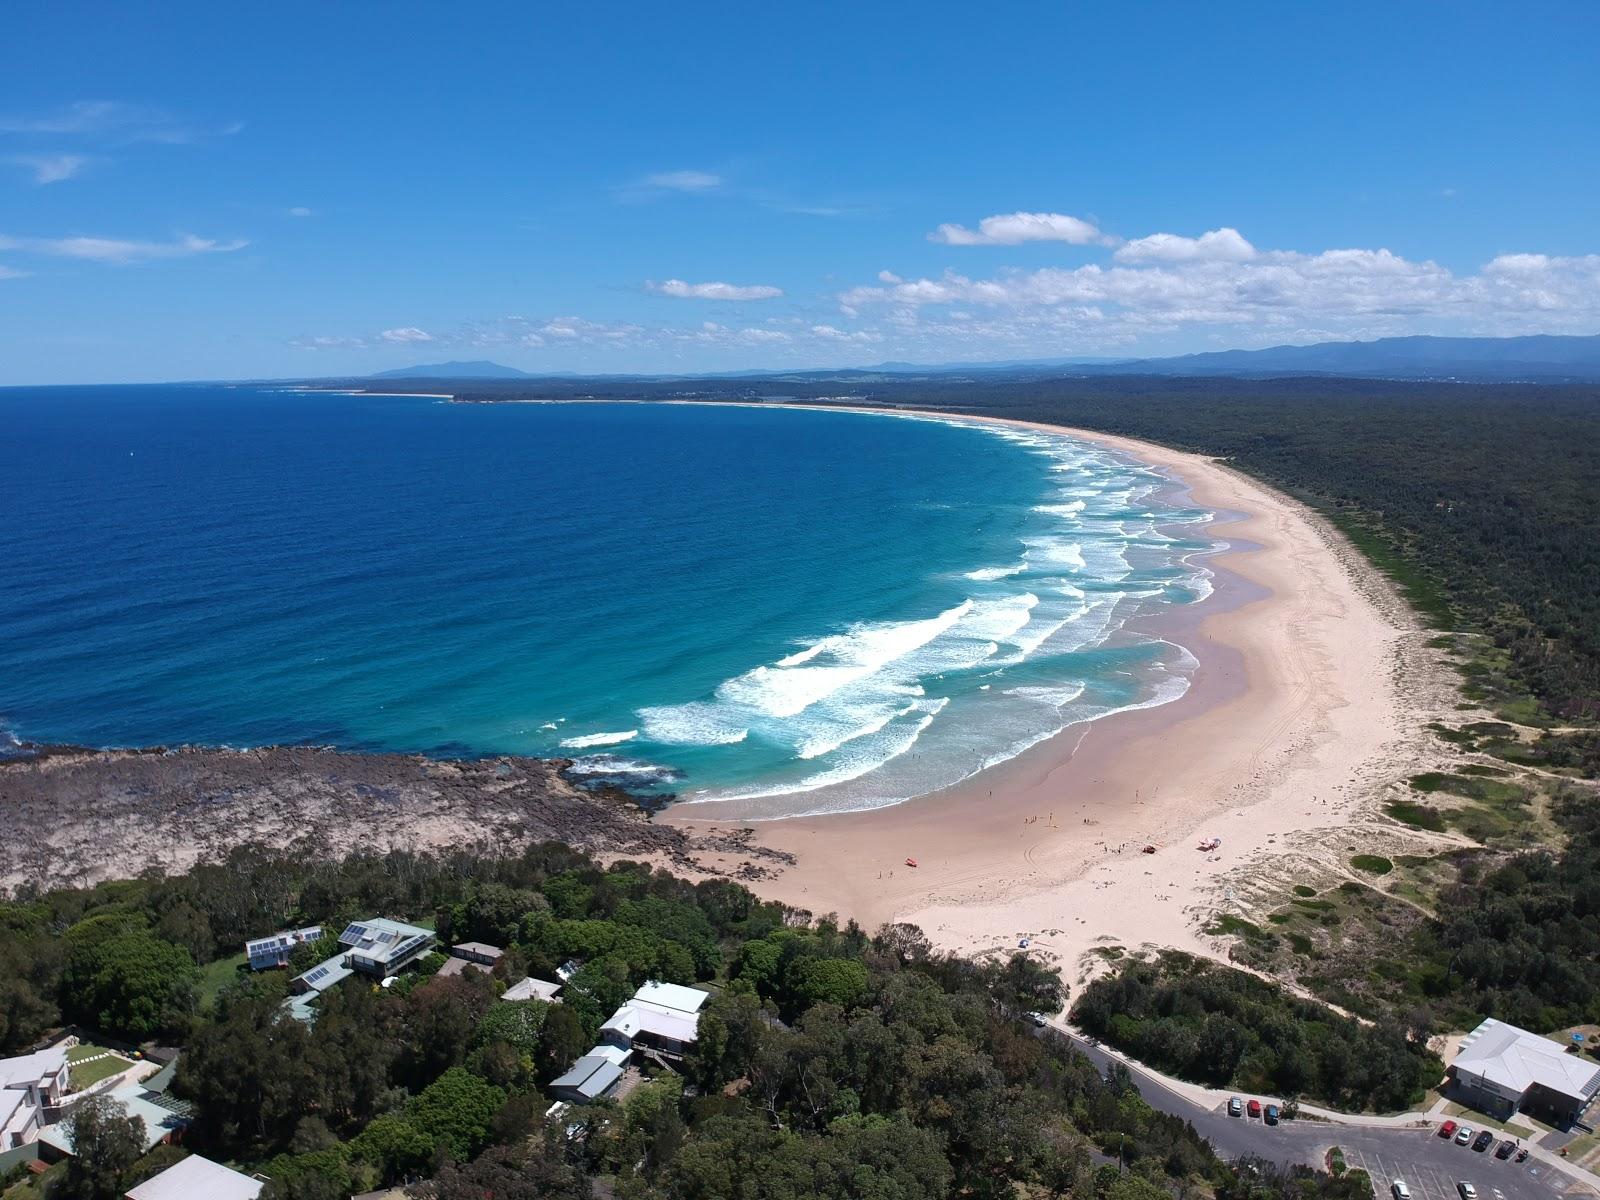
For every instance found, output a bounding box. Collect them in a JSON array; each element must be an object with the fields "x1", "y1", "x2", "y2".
[
  {"x1": 349, "y1": 1113, "x2": 434, "y2": 1183},
  {"x1": 412, "y1": 1138, "x2": 589, "y2": 1200},
  {"x1": 786, "y1": 957, "x2": 868, "y2": 1013},
  {"x1": 63, "y1": 916, "x2": 199, "y2": 1038},
  {"x1": 405, "y1": 1067, "x2": 505, "y2": 1163},
  {"x1": 54, "y1": 1095, "x2": 147, "y2": 1200}
]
